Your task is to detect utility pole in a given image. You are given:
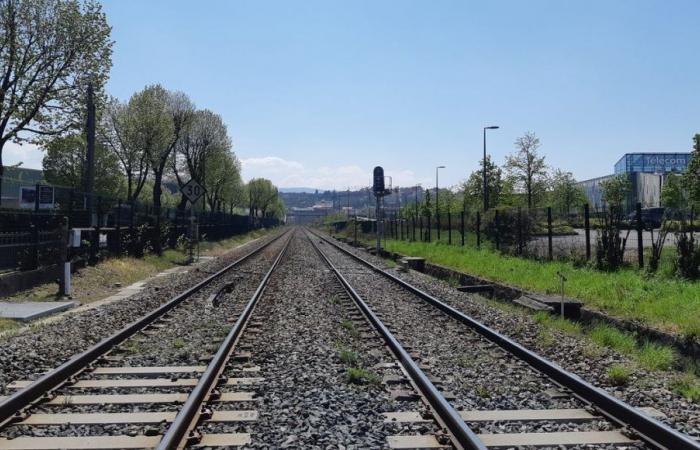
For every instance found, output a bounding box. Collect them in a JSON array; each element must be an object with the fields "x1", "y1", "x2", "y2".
[{"x1": 84, "y1": 83, "x2": 96, "y2": 223}]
